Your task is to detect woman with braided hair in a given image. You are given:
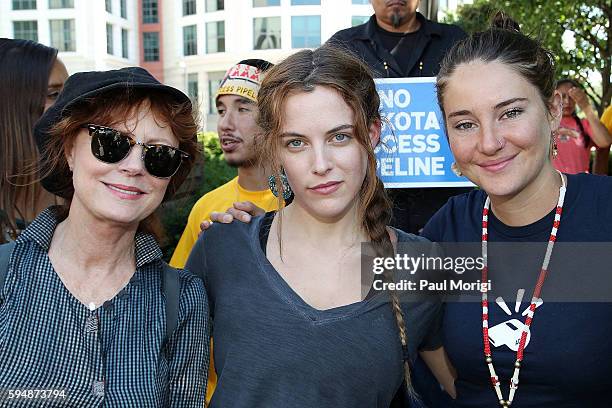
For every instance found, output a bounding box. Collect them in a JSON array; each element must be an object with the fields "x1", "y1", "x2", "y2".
[
  {"x1": 202, "y1": 11, "x2": 612, "y2": 406},
  {"x1": 185, "y1": 43, "x2": 448, "y2": 407}
]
